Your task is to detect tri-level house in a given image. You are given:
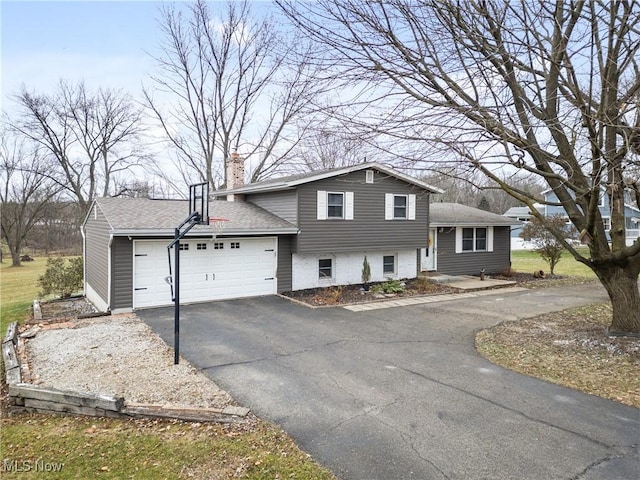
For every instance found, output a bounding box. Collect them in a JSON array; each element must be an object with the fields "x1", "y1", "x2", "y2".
[{"x1": 82, "y1": 161, "x2": 517, "y2": 312}]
